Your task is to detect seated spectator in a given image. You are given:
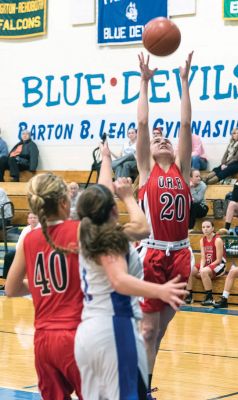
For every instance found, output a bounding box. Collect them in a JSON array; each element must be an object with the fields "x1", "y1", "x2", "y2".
[
  {"x1": 0, "y1": 130, "x2": 39, "y2": 182},
  {"x1": 0, "y1": 188, "x2": 13, "y2": 229},
  {"x1": 191, "y1": 134, "x2": 208, "y2": 170},
  {"x1": 213, "y1": 263, "x2": 238, "y2": 308},
  {"x1": 205, "y1": 128, "x2": 238, "y2": 184},
  {"x1": 16, "y1": 212, "x2": 40, "y2": 249},
  {"x1": 68, "y1": 182, "x2": 82, "y2": 220},
  {"x1": 185, "y1": 220, "x2": 226, "y2": 305},
  {"x1": 218, "y1": 181, "x2": 238, "y2": 235},
  {"x1": 0, "y1": 129, "x2": 8, "y2": 157},
  {"x1": 111, "y1": 127, "x2": 138, "y2": 180},
  {"x1": 189, "y1": 169, "x2": 208, "y2": 230}
]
